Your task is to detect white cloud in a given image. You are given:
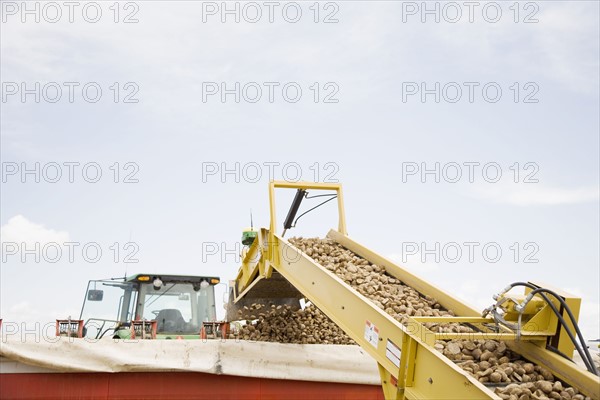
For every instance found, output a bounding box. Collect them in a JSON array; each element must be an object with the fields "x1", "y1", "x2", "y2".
[
  {"x1": 0, "y1": 215, "x2": 70, "y2": 246},
  {"x1": 467, "y1": 183, "x2": 599, "y2": 206}
]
